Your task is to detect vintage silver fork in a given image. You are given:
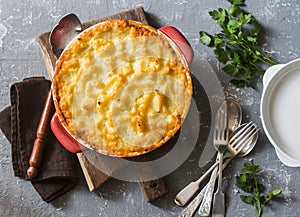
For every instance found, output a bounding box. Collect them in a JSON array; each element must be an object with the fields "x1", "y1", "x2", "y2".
[{"x1": 211, "y1": 105, "x2": 229, "y2": 217}]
